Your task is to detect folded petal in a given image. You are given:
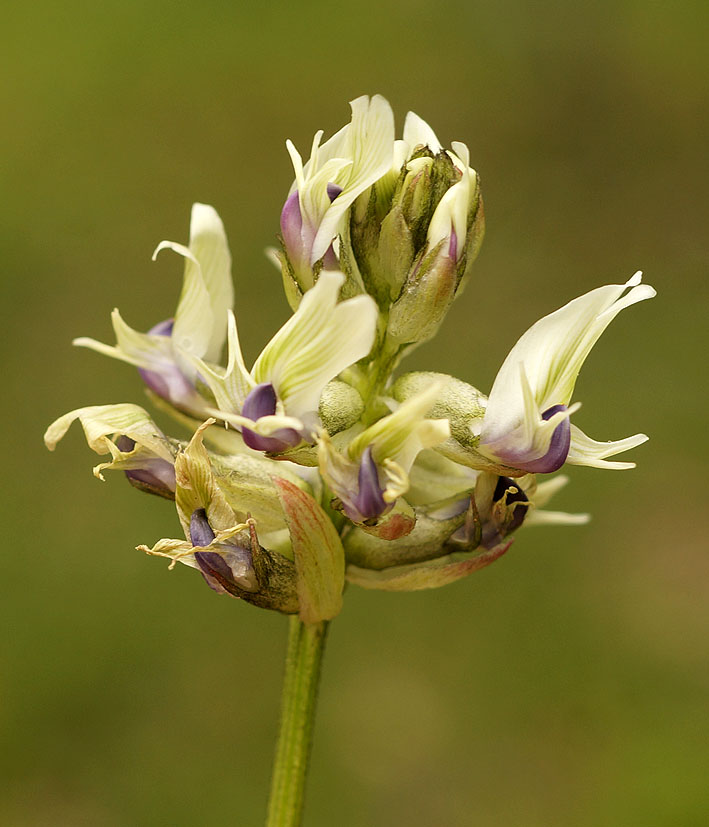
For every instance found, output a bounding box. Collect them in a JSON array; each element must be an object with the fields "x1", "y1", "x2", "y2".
[
  {"x1": 44, "y1": 403, "x2": 175, "y2": 479},
  {"x1": 482, "y1": 272, "x2": 655, "y2": 446}
]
